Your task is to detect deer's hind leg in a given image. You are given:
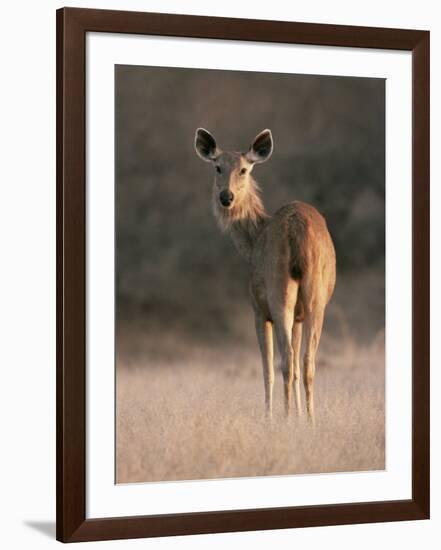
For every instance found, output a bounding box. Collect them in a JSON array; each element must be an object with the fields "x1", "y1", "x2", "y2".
[
  {"x1": 302, "y1": 305, "x2": 325, "y2": 424},
  {"x1": 269, "y1": 279, "x2": 299, "y2": 417},
  {"x1": 292, "y1": 320, "x2": 303, "y2": 417}
]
